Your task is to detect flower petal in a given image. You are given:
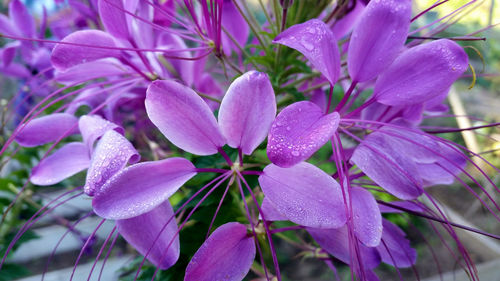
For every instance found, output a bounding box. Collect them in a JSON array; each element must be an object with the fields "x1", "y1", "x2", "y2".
[
  {"x1": 260, "y1": 197, "x2": 287, "y2": 222},
  {"x1": 97, "y1": 0, "x2": 130, "y2": 40},
  {"x1": 9, "y1": 0, "x2": 35, "y2": 38},
  {"x1": 117, "y1": 201, "x2": 180, "y2": 270},
  {"x1": 218, "y1": 71, "x2": 276, "y2": 155},
  {"x1": 267, "y1": 101, "x2": 339, "y2": 167},
  {"x1": 347, "y1": 0, "x2": 411, "y2": 82},
  {"x1": 51, "y1": 30, "x2": 119, "y2": 71},
  {"x1": 379, "y1": 201, "x2": 424, "y2": 214},
  {"x1": 185, "y1": 222, "x2": 255, "y2": 281},
  {"x1": 85, "y1": 130, "x2": 140, "y2": 196},
  {"x1": 307, "y1": 225, "x2": 381, "y2": 269},
  {"x1": 221, "y1": 0, "x2": 249, "y2": 55},
  {"x1": 274, "y1": 19, "x2": 340, "y2": 85},
  {"x1": 55, "y1": 61, "x2": 127, "y2": 84},
  {"x1": 375, "y1": 39, "x2": 468, "y2": 106},
  {"x1": 331, "y1": 1, "x2": 366, "y2": 40},
  {"x1": 31, "y1": 142, "x2": 90, "y2": 186},
  {"x1": 351, "y1": 187, "x2": 382, "y2": 247},
  {"x1": 377, "y1": 124, "x2": 439, "y2": 164},
  {"x1": 145, "y1": 80, "x2": 225, "y2": 155},
  {"x1": 0, "y1": 14, "x2": 17, "y2": 37},
  {"x1": 78, "y1": 114, "x2": 124, "y2": 152},
  {"x1": 351, "y1": 133, "x2": 423, "y2": 200},
  {"x1": 92, "y1": 158, "x2": 196, "y2": 219},
  {"x1": 15, "y1": 113, "x2": 78, "y2": 147},
  {"x1": 259, "y1": 162, "x2": 346, "y2": 228},
  {"x1": 377, "y1": 220, "x2": 417, "y2": 268}
]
